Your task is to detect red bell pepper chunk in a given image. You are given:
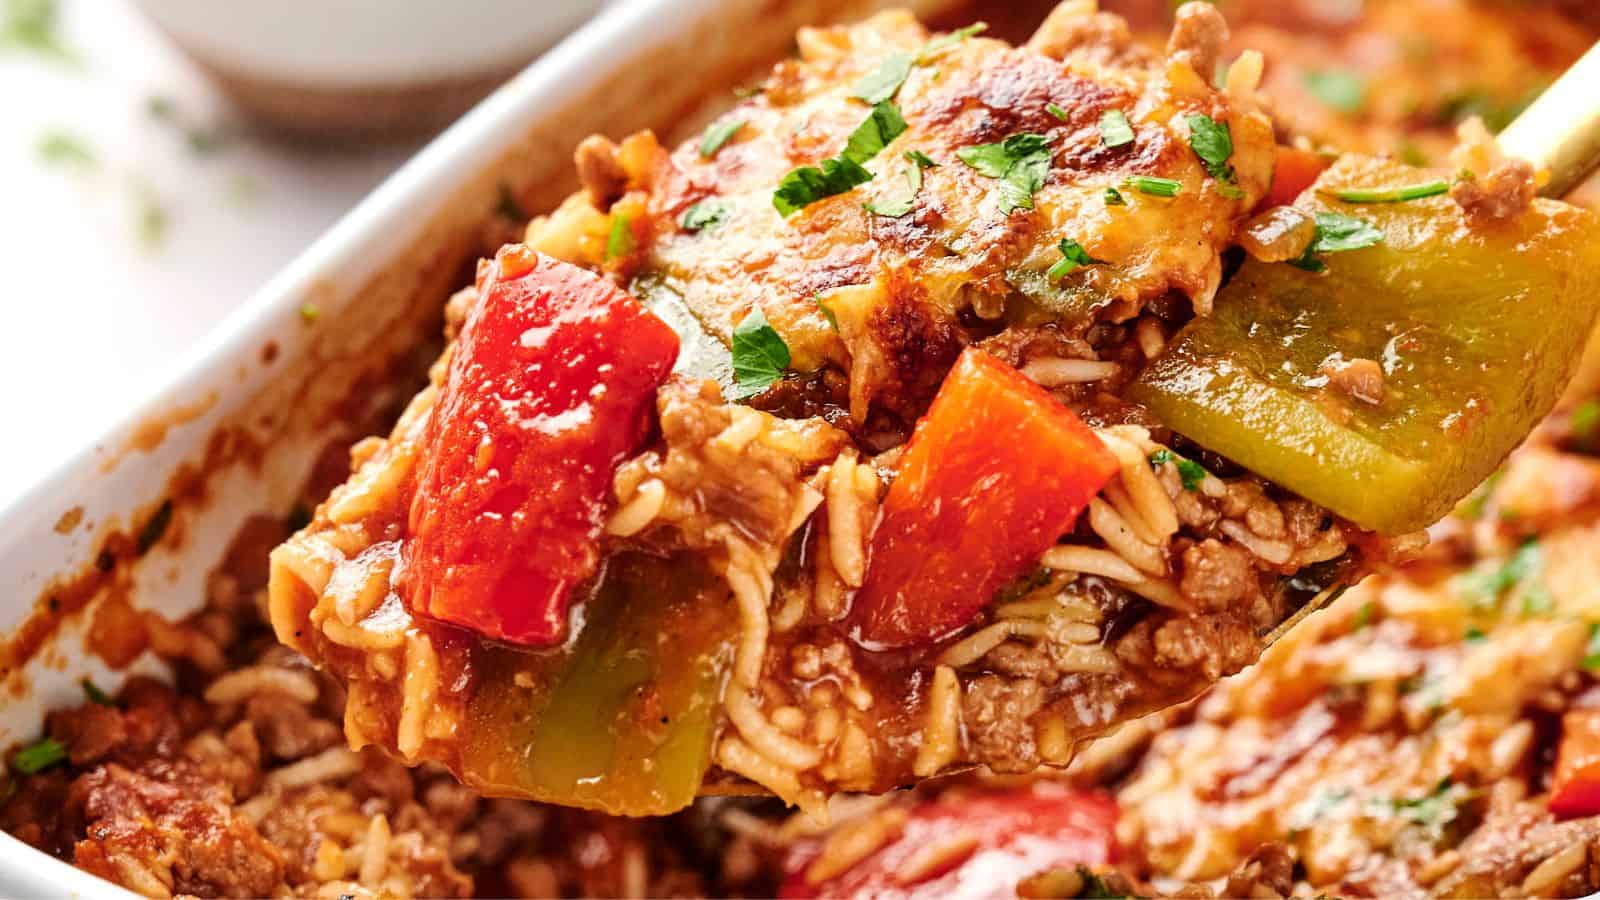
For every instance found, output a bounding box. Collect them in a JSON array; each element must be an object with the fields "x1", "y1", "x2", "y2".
[
  {"x1": 1263, "y1": 145, "x2": 1331, "y2": 208},
  {"x1": 1551, "y1": 709, "x2": 1600, "y2": 818},
  {"x1": 403, "y1": 246, "x2": 679, "y2": 646},
  {"x1": 780, "y1": 783, "x2": 1119, "y2": 899},
  {"x1": 850, "y1": 348, "x2": 1119, "y2": 648}
]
